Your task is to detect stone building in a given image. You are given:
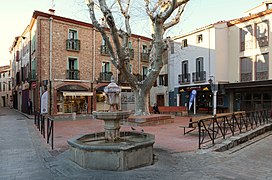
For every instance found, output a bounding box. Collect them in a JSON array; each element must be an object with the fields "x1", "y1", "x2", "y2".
[
  {"x1": 0, "y1": 65, "x2": 12, "y2": 107},
  {"x1": 10, "y1": 9, "x2": 152, "y2": 116}
]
